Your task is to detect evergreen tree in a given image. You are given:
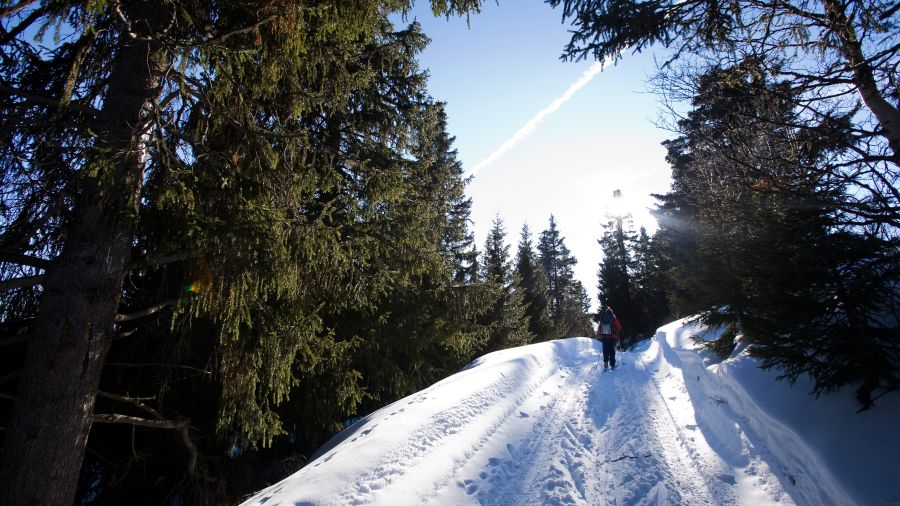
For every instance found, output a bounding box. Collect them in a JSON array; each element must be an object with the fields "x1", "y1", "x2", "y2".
[
  {"x1": 537, "y1": 216, "x2": 591, "y2": 338},
  {"x1": 552, "y1": 2, "x2": 900, "y2": 392},
  {"x1": 595, "y1": 204, "x2": 642, "y2": 346},
  {"x1": 484, "y1": 216, "x2": 512, "y2": 285},
  {"x1": 0, "y1": 2, "x2": 485, "y2": 503},
  {"x1": 481, "y1": 216, "x2": 533, "y2": 351},
  {"x1": 568, "y1": 279, "x2": 595, "y2": 337},
  {"x1": 630, "y1": 228, "x2": 672, "y2": 337},
  {"x1": 654, "y1": 62, "x2": 900, "y2": 407},
  {"x1": 538, "y1": 216, "x2": 574, "y2": 325},
  {"x1": 596, "y1": 205, "x2": 670, "y2": 347},
  {"x1": 515, "y1": 224, "x2": 554, "y2": 340},
  {"x1": 284, "y1": 101, "x2": 494, "y2": 458}
]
